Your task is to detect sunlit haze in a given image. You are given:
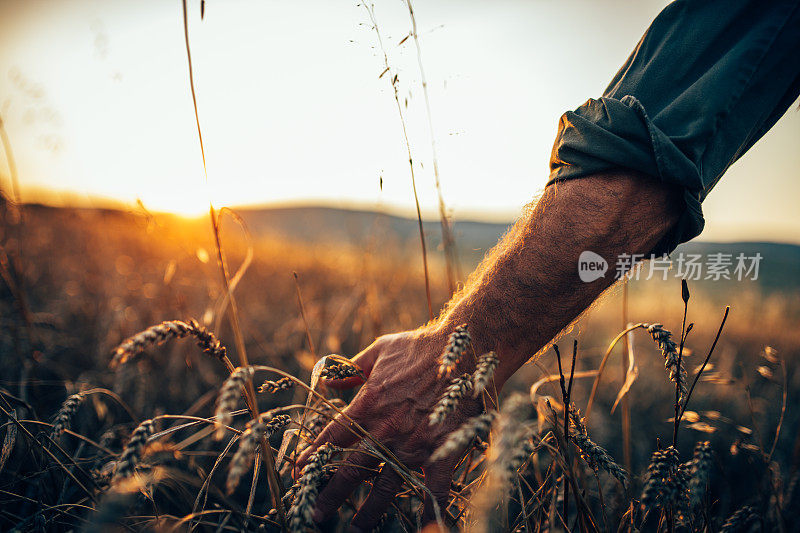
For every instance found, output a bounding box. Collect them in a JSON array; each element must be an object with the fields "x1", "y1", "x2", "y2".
[{"x1": 1, "y1": 0, "x2": 799, "y2": 241}]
